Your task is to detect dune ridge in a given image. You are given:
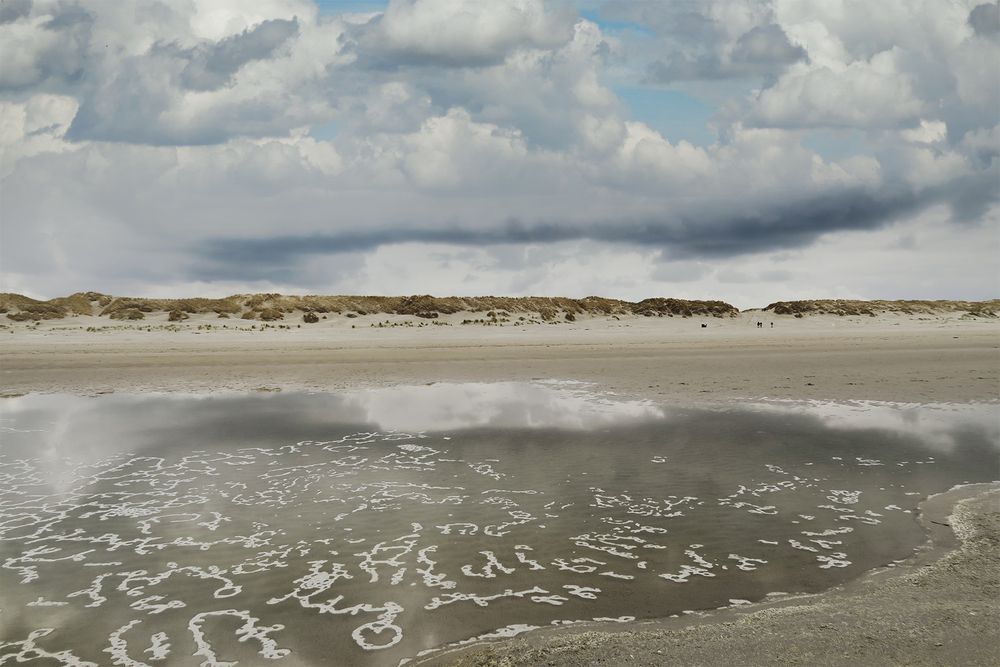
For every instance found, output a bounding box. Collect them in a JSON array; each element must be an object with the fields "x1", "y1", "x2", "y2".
[
  {"x1": 3, "y1": 292, "x2": 998, "y2": 324},
  {"x1": 763, "y1": 299, "x2": 999, "y2": 318},
  {"x1": 0, "y1": 292, "x2": 740, "y2": 322}
]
